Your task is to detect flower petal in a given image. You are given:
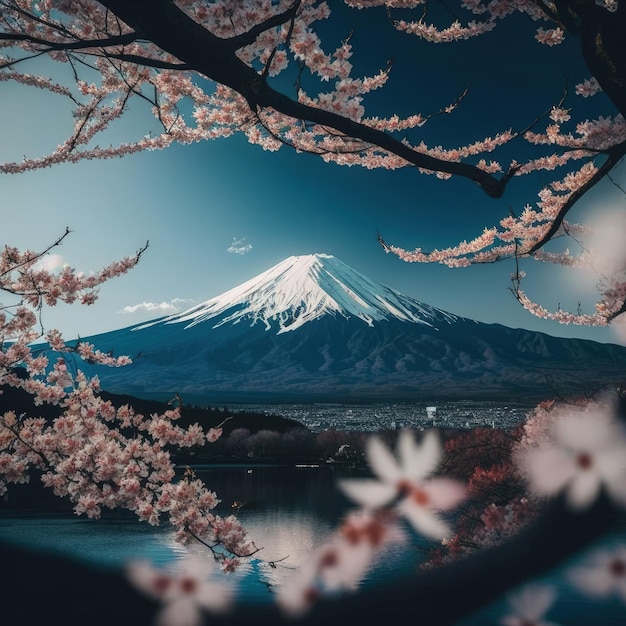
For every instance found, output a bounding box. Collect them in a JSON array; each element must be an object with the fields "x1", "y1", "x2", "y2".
[
  {"x1": 156, "y1": 597, "x2": 201, "y2": 626},
  {"x1": 398, "y1": 500, "x2": 449, "y2": 540},
  {"x1": 396, "y1": 429, "x2": 420, "y2": 476},
  {"x1": 405, "y1": 429, "x2": 441, "y2": 480},
  {"x1": 320, "y1": 540, "x2": 375, "y2": 591},
  {"x1": 126, "y1": 560, "x2": 168, "y2": 599},
  {"x1": 195, "y1": 581, "x2": 234, "y2": 613},
  {"x1": 423, "y1": 478, "x2": 466, "y2": 511},
  {"x1": 566, "y1": 470, "x2": 601, "y2": 510},
  {"x1": 507, "y1": 584, "x2": 556, "y2": 620},
  {"x1": 597, "y1": 445, "x2": 626, "y2": 483},
  {"x1": 275, "y1": 556, "x2": 319, "y2": 617},
  {"x1": 555, "y1": 411, "x2": 617, "y2": 451},
  {"x1": 520, "y1": 446, "x2": 576, "y2": 497},
  {"x1": 338, "y1": 479, "x2": 397, "y2": 508},
  {"x1": 366, "y1": 436, "x2": 402, "y2": 484},
  {"x1": 603, "y1": 472, "x2": 626, "y2": 508},
  {"x1": 569, "y1": 565, "x2": 614, "y2": 597}
]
